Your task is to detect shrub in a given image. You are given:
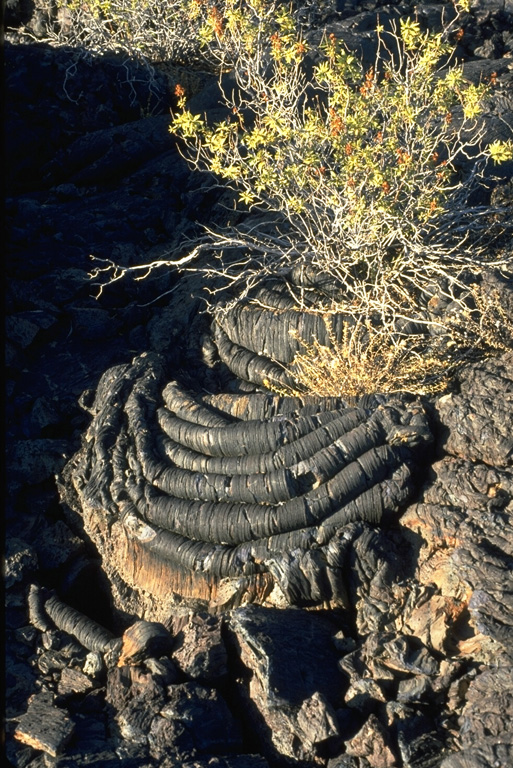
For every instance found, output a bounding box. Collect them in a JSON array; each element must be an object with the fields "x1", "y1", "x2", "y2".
[
  {"x1": 26, "y1": 0, "x2": 216, "y2": 63},
  {"x1": 170, "y1": 0, "x2": 512, "y2": 322},
  {"x1": 85, "y1": 0, "x2": 512, "y2": 393}
]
